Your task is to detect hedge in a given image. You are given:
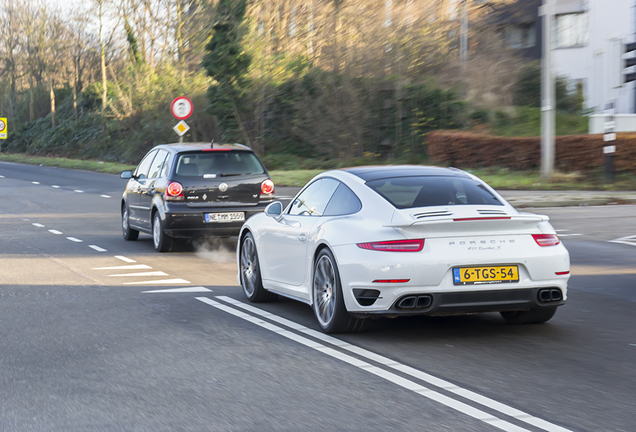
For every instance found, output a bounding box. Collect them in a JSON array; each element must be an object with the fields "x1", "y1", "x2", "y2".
[{"x1": 428, "y1": 131, "x2": 636, "y2": 174}]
